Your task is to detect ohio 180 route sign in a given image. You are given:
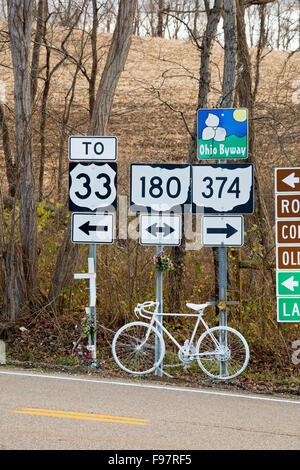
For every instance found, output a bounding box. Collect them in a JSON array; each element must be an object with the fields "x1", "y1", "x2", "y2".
[
  {"x1": 69, "y1": 162, "x2": 117, "y2": 212},
  {"x1": 192, "y1": 164, "x2": 254, "y2": 214},
  {"x1": 130, "y1": 163, "x2": 191, "y2": 213}
]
